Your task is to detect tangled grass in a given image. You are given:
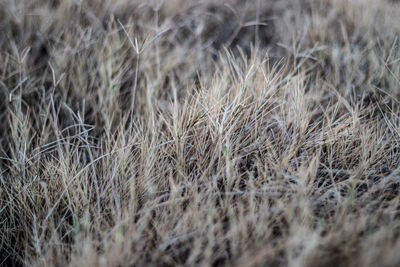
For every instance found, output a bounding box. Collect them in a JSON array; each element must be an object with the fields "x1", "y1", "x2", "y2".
[{"x1": 1, "y1": 0, "x2": 400, "y2": 266}]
